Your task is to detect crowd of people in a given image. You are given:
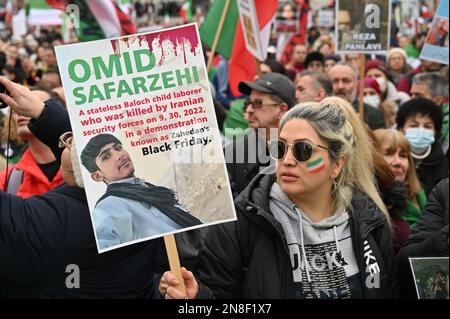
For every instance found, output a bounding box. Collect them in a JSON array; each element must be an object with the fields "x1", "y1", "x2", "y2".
[{"x1": 0, "y1": 1, "x2": 449, "y2": 300}]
